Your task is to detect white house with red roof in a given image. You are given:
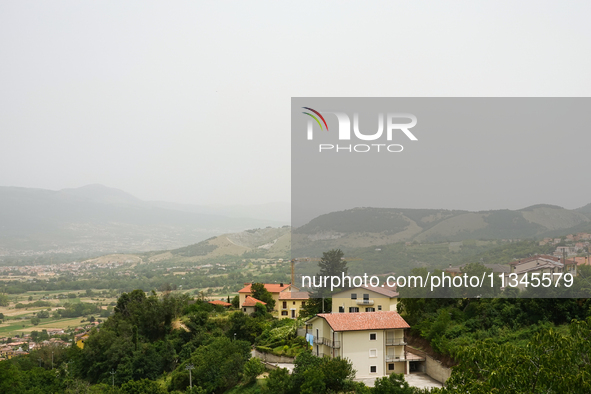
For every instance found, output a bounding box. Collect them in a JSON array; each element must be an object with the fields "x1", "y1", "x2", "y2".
[{"x1": 305, "y1": 311, "x2": 414, "y2": 378}]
